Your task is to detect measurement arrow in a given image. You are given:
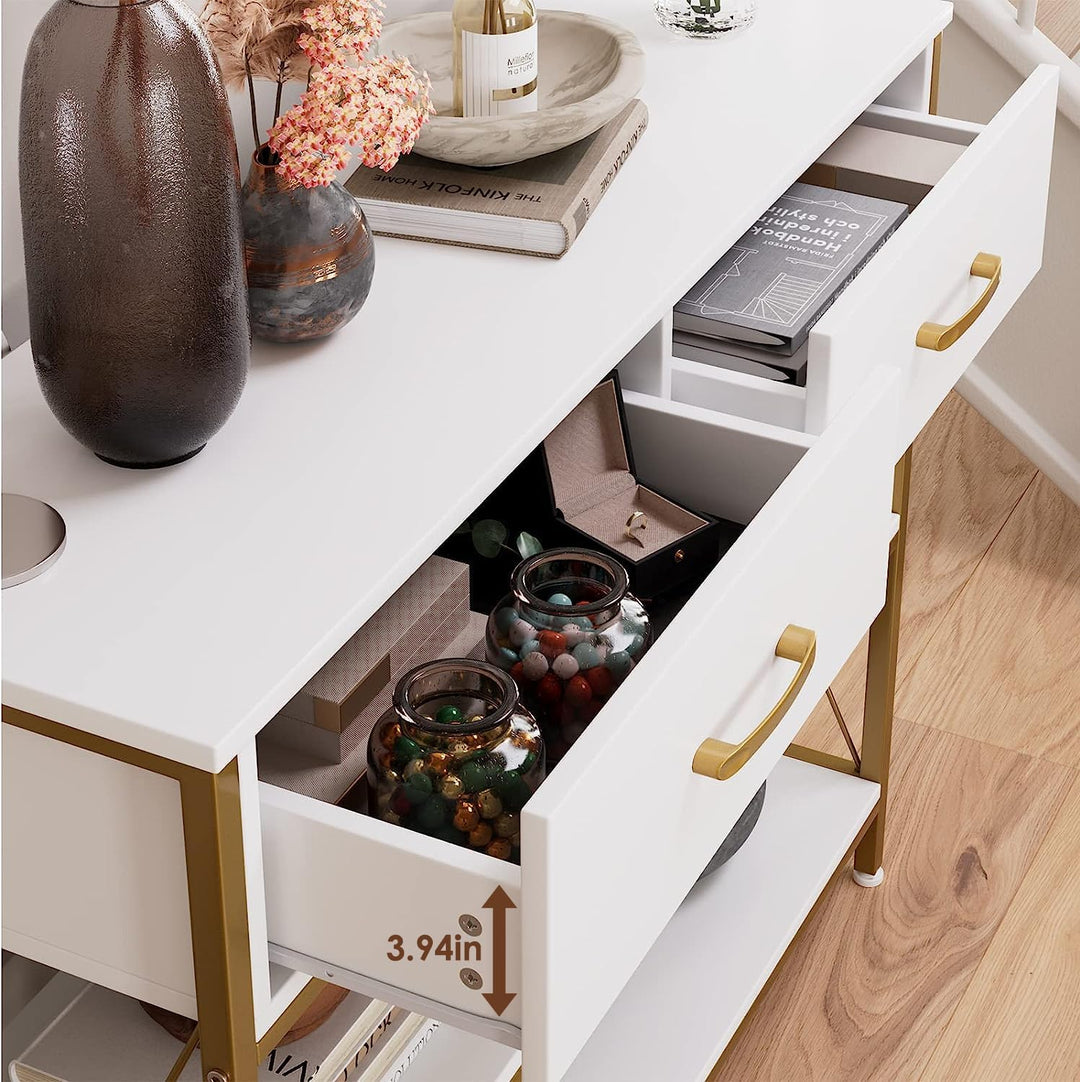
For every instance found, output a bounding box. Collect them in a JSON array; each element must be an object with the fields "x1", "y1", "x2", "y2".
[{"x1": 482, "y1": 886, "x2": 517, "y2": 1016}]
